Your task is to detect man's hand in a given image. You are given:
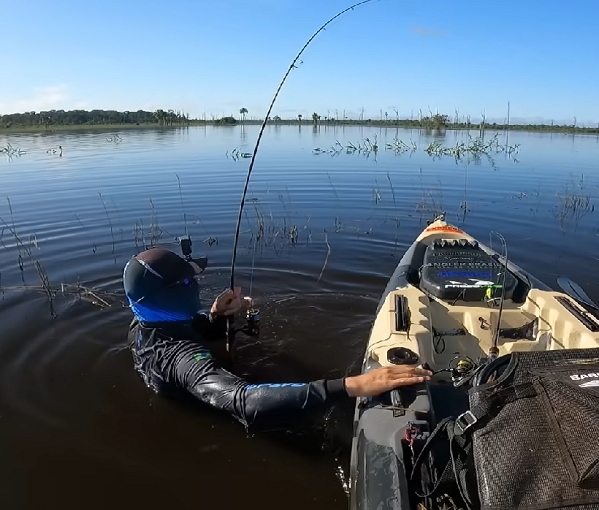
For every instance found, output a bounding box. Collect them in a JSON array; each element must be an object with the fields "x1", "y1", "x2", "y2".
[
  {"x1": 344, "y1": 365, "x2": 433, "y2": 397},
  {"x1": 211, "y1": 287, "x2": 253, "y2": 316}
]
